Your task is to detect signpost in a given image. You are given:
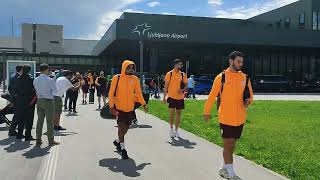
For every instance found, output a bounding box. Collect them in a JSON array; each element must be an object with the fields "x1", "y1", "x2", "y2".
[{"x1": 6, "y1": 60, "x2": 36, "y2": 91}]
